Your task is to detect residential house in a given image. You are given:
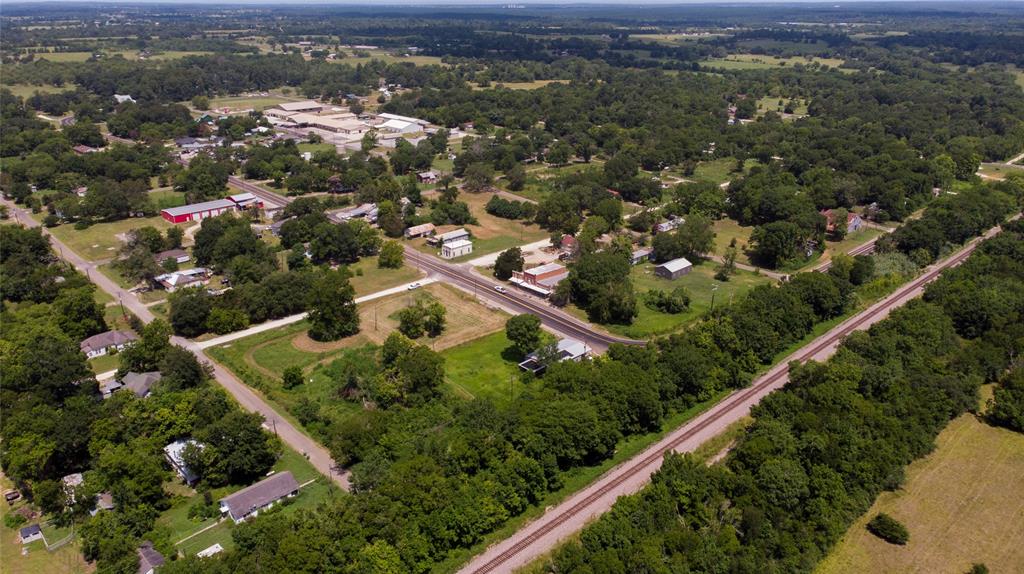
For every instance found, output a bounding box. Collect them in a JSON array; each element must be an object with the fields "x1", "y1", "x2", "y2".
[
  {"x1": 655, "y1": 257, "x2": 693, "y2": 280},
  {"x1": 630, "y1": 247, "x2": 654, "y2": 265},
  {"x1": 113, "y1": 94, "x2": 136, "y2": 104},
  {"x1": 122, "y1": 371, "x2": 162, "y2": 398},
  {"x1": 19, "y1": 524, "x2": 43, "y2": 545},
  {"x1": 154, "y1": 249, "x2": 190, "y2": 266},
  {"x1": 404, "y1": 222, "x2": 436, "y2": 239},
  {"x1": 72, "y1": 144, "x2": 99, "y2": 155},
  {"x1": 90, "y1": 492, "x2": 115, "y2": 516},
  {"x1": 441, "y1": 239, "x2": 473, "y2": 259},
  {"x1": 137, "y1": 541, "x2": 165, "y2": 574},
  {"x1": 518, "y1": 338, "x2": 591, "y2": 374},
  {"x1": 219, "y1": 471, "x2": 300, "y2": 523},
  {"x1": 510, "y1": 263, "x2": 569, "y2": 297},
  {"x1": 161, "y1": 199, "x2": 235, "y2": 224},
  {"x1": 73, "y1": 186, "x2": 88, "y2": 198},
  {"x1": 163, "y1": 439, "x2": 202, "y2": 486},
  {"x1": 416, "y1": 171, "x2": 439, "y2": 184},
  {"x1": 821, "y1": 209, "x2": 864, "y2": 235},
  {"x1": 80, "y1": 330, "x2": 138, "y2": 359},
  {"x1": 329, "y1": 203, "x2": 378, "y2": 223},
  {"x1": 559, "y1": 235, "x2": 579, "y2": 257},
  {"x1": 268, "y1": 217, "x2": 293, "y2": 237},
  {"x1": 153, "y1": 268, "x2": 212, "y2": 292},
  {"x1": 654, "y1": 216, "x2": 683, "y2": 234}
]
